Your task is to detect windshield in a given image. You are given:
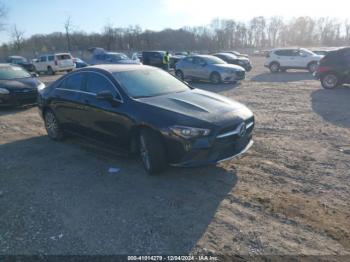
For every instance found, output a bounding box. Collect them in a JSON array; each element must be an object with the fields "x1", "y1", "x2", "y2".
[
  {"x1": 300, "y1": 49, "x2": 315, "y2": 56},
  {"x1": 0, "y1": 66, "x2": 31, "y2": 80},
  {"x1": 12, "y1": 57, "x2": 28, "y2": 63},
  {"x1": 203, "y1": 56, "x2": 226, "y2": 64},
  {"x1": 114, "y1": 69, "x2": 190, "y2": 98}
]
